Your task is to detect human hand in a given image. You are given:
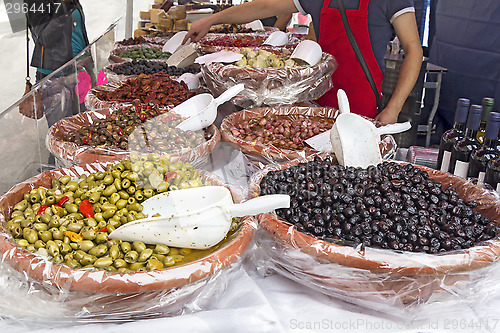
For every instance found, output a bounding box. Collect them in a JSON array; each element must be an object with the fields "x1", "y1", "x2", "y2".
[
  {"x1": 374, "y1": 107, "x2": 400, "y2": 124},
  {"x1": 183, "y1": 17, "x2": 213, "y2": 43}
]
